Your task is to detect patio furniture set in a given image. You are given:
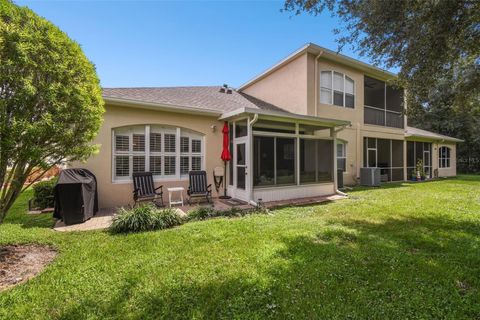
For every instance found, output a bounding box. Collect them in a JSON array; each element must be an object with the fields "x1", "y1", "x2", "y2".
[{"x1": 132, "y1": 170, "x2": 212, "y2": 208}]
